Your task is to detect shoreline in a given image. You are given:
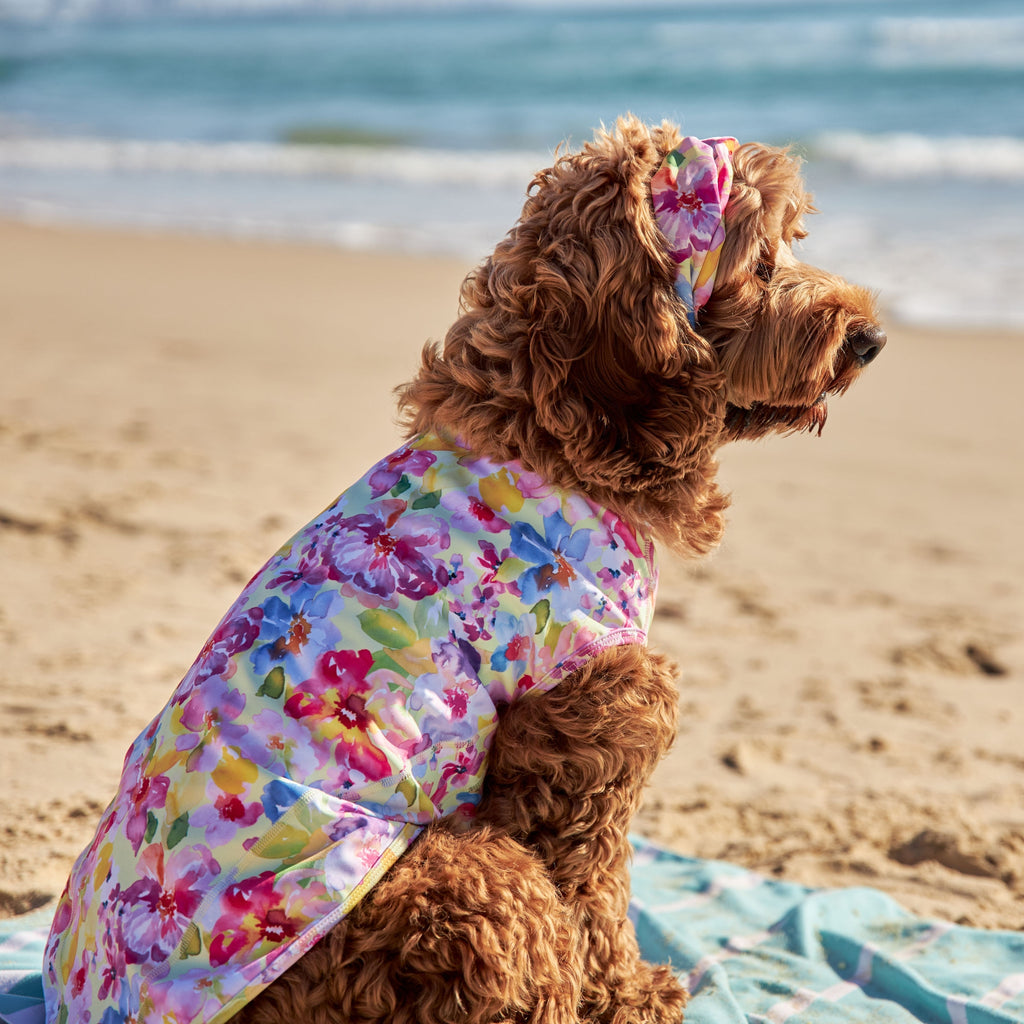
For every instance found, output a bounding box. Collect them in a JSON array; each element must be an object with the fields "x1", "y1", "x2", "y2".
[
  {"x1": 2, "y1": 218, "x2": 1022, "y2": 928},
  {"x1": 2, "y1": 199, "x2": 1023, "y2": 334}
]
